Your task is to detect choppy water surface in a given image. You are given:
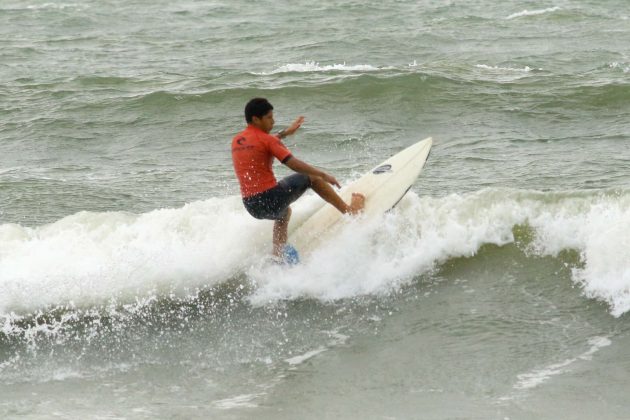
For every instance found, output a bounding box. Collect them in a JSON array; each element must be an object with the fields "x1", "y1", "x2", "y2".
[{"x1": 1, "y1": 0, "x2": 629, "y2": 418}]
